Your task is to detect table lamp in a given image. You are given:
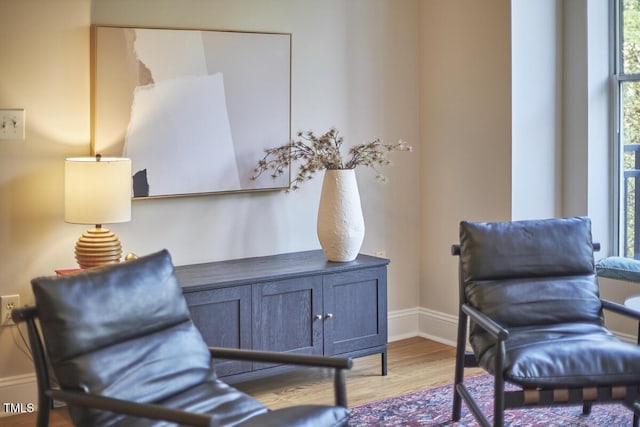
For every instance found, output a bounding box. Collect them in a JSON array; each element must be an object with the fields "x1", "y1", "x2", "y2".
[{"x1": 65, "y1": 155, "x2": 132, "y2": 269}]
